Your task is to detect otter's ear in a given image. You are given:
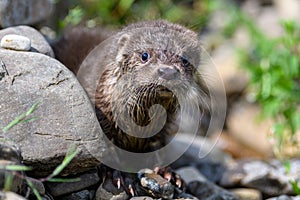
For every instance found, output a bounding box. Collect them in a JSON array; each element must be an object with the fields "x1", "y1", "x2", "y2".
[{"x1": 116, "y1": 34, "x2": 130, "y2": 63}]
